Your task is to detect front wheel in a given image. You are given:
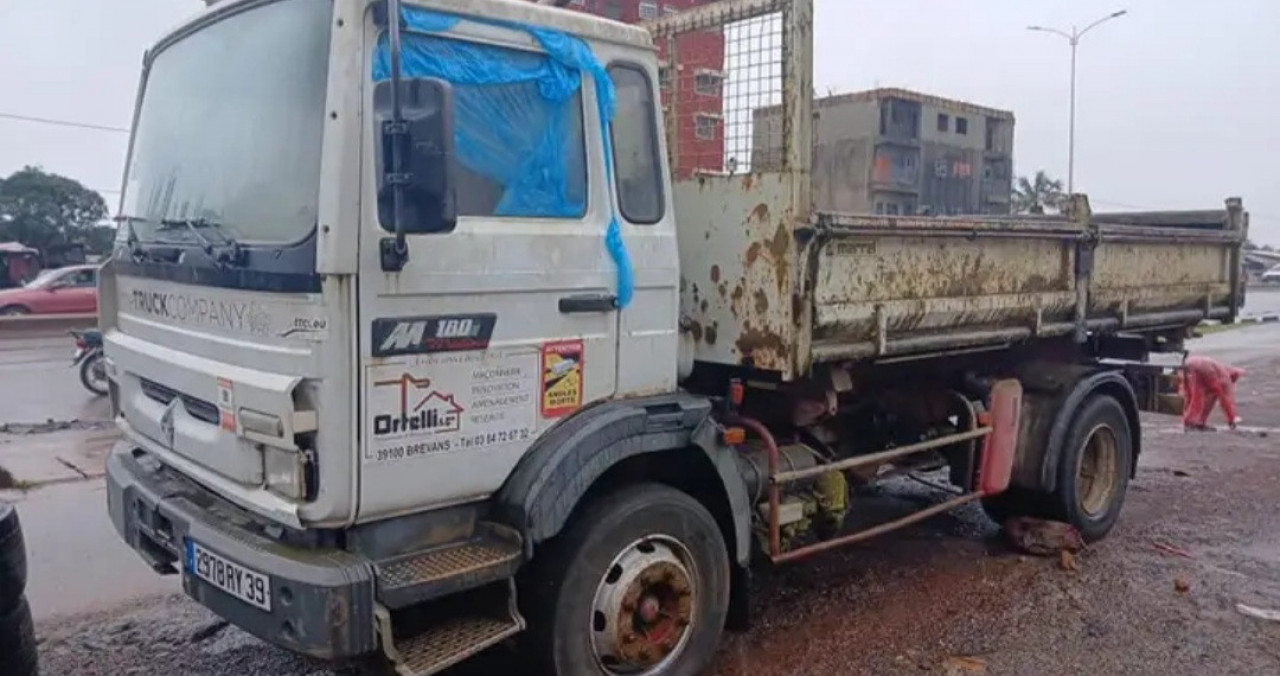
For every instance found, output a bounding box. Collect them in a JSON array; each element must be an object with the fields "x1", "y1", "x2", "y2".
[
  {"x1": 79, "y1": 352, "x2": 108, "y2": 396},
  {"x1": 523, "y1": 483, "x2": 730, "y2": 676},
  {"x1": 1049, "y1": 394, "x2": 1134, "y2": 542}
]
